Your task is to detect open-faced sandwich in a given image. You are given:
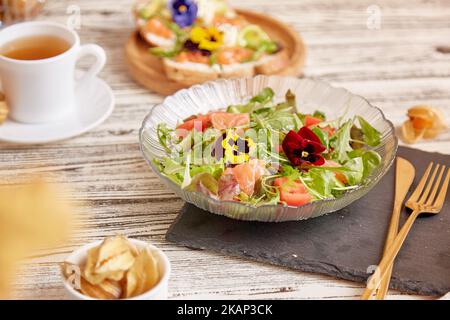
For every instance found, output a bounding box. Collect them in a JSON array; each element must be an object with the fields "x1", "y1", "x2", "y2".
[
  {"x1": 134, "y1": 0, "x2": 289, "y2": 85},
  {"x1": 153, "y1": 88, "x2": 383, "y2": 207}
]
